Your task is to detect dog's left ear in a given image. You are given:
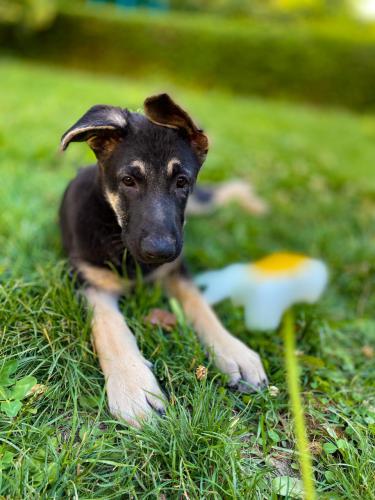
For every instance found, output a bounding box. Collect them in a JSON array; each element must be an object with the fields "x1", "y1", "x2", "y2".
[
  {"x1": 144, "y1": 93, "x2": 209, "y2": 165},
  {"x1": 60, "y1": 105, "x2": 128, "y2": 158}
]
